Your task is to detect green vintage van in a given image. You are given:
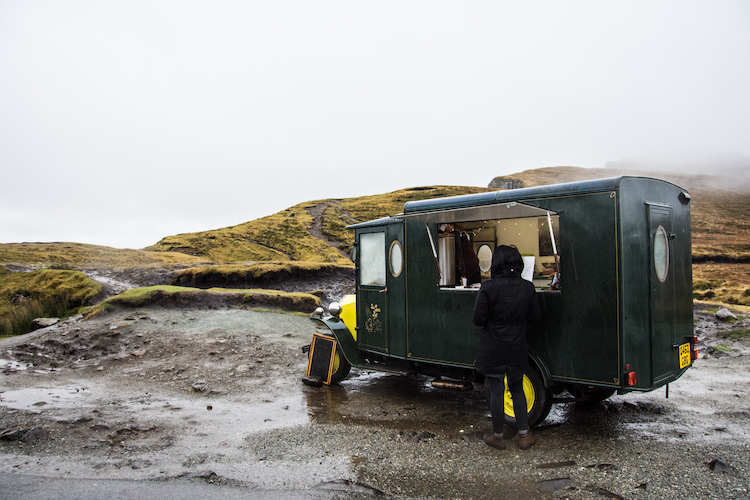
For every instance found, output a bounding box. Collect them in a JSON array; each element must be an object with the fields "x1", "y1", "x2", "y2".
[{"x1": 308, "y1": 176, "x2": 696, "y2": 426}]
